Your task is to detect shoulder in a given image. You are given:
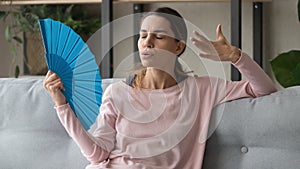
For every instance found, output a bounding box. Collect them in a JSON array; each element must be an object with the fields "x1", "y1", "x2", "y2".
[
  {"x1": 125, "y1": 74, "x2": 136, "y2": 87},
  {"x1": 102, "y1": 79, "x2": 127, "y2": 98},
  {"x1": 185, "y1": 75, "x2": 220, "y2": 84},
  {"x1": 184, "y1": 75, "x2": 227, "y2": 91}
]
